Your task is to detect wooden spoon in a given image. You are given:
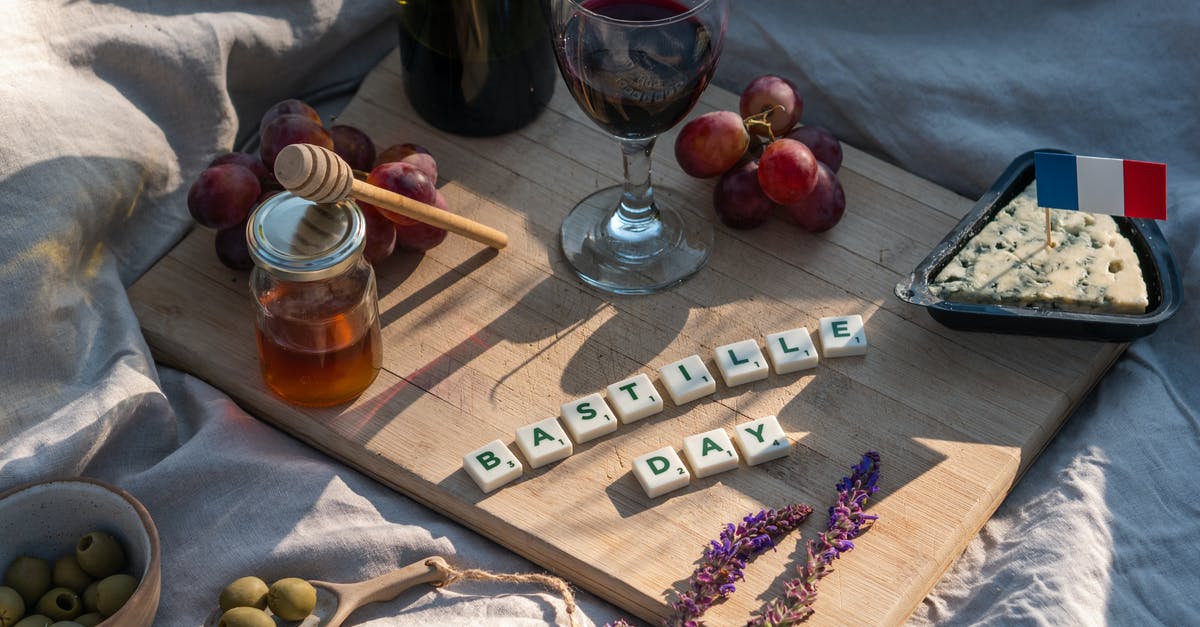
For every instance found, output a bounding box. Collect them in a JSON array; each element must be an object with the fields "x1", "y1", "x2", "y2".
[
  {"x1": 205, "y1": 556, "x2": 453, "y2": 627},
  {"x1": 273, "y1": 143, "x2": 509, "y2": 250}
]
